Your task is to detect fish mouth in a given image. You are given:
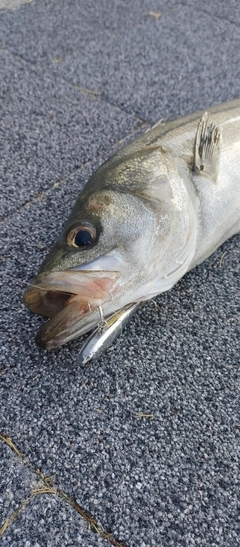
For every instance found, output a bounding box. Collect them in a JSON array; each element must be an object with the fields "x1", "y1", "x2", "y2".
[{"x1": 23, "y1": 270, "x2": 120, "y2": 349}]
